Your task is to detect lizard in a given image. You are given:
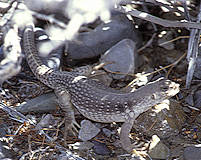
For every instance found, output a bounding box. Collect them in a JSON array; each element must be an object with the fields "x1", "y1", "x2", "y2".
[{"x1": 23, "y1": 25, "x2": 180, "y2": 152}]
